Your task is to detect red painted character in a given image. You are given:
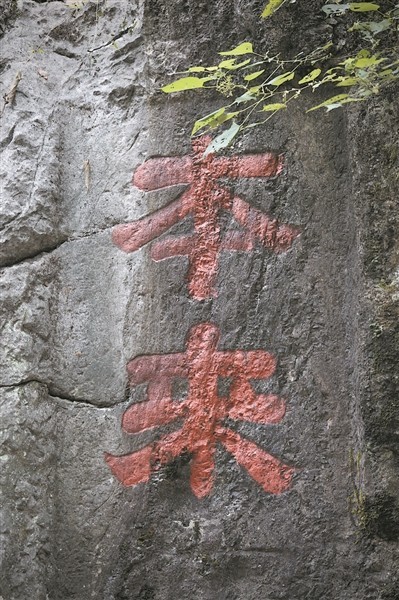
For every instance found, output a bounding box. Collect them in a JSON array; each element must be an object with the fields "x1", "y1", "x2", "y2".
[
  {"x1": 105, "y1": 323, "x2": 293, "y2": 498},
  {"x1": 113, "y1": 136, "x2": 299, "y2": 300}
]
